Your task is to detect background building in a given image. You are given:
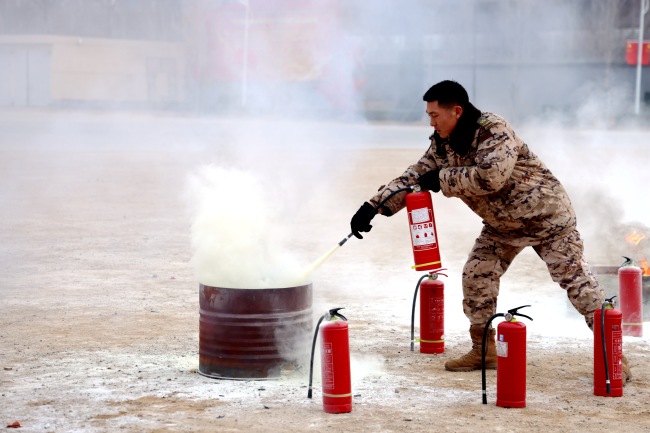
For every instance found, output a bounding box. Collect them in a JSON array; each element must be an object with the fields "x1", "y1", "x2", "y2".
[{"x1": 0, "y1": 0, "x2": 648, "y2": 123}]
